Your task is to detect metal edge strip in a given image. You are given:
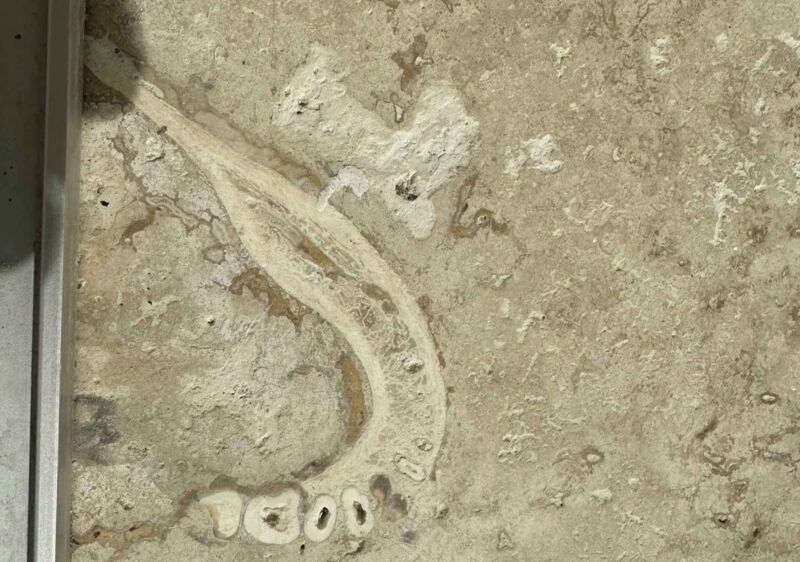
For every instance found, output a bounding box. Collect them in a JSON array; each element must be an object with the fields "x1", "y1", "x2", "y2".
[{"x1": 32, "y1": 0, "x2": 84, "y2": 560}]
